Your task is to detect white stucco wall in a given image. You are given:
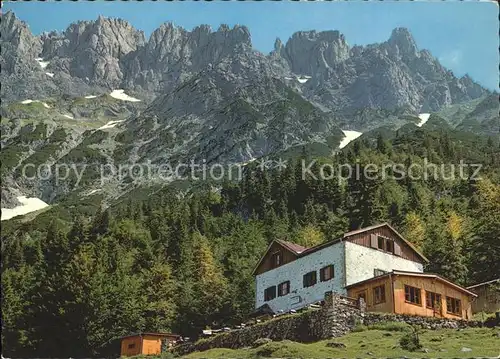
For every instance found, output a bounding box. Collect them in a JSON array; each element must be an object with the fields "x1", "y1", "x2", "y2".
[
  {"x1": 344, "y1": 241, "x2": 423, "y2": 286},
  {"x1": 255, "y1": 242, "x2": 346, "y2": 313}
]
